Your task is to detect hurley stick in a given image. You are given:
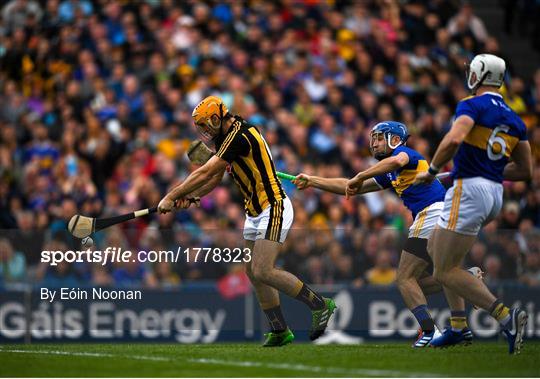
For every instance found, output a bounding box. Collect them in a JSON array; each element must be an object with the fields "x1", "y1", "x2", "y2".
[{"x1": 68, "y1": 199, "x2": 199, "y2": 239}]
